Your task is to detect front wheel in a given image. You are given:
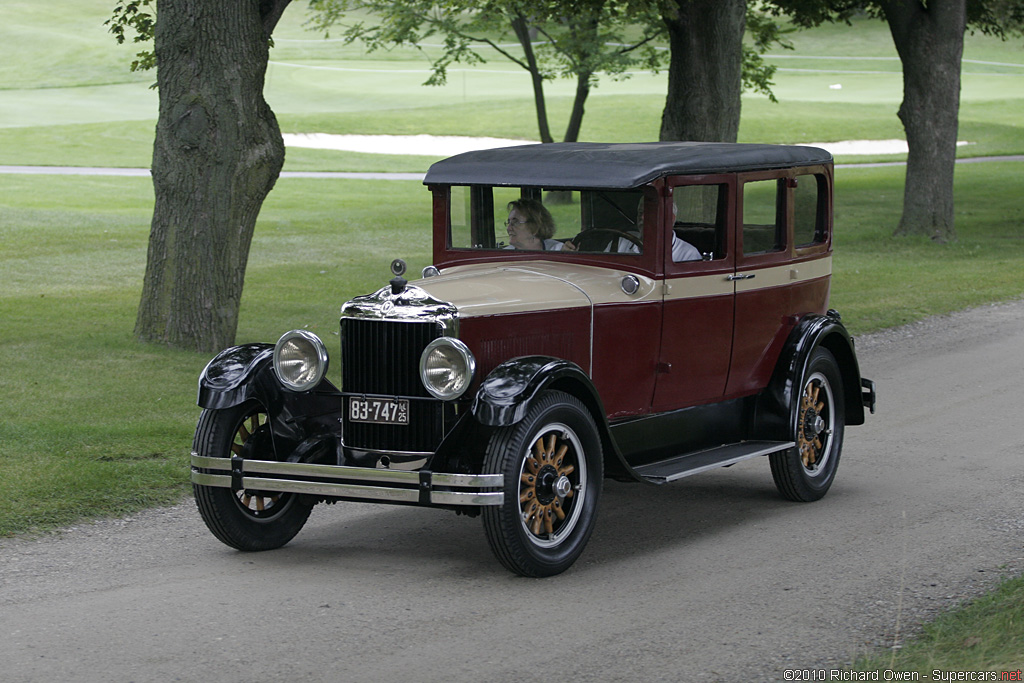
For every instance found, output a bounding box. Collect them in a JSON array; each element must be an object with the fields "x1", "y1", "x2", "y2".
[
  {"x1": 770, "y1": 347, "x2": 846, "y2": 502},
  {"x1": 193, "y1": 401, "x2": 313, "y2": 551},
  {"x1": 482, "y1": 390, "x2": 603, "y2": 577}
]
